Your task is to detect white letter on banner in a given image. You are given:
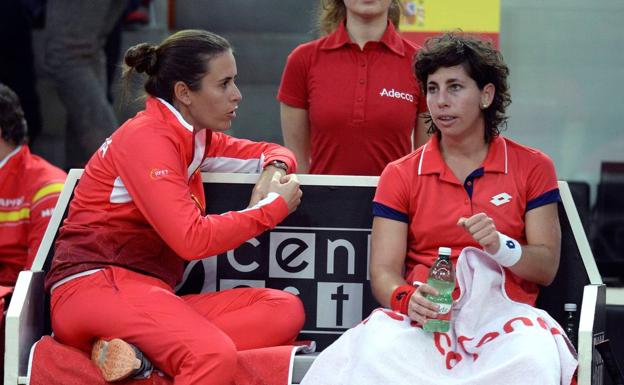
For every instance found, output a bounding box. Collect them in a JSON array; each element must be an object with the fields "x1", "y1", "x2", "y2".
[
  {"x1": 227, "y1": 238, "x2": 260, "y2": 273},
  {"x1": 327, "y1": 239, "x2": 355, "y2": 275}
]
